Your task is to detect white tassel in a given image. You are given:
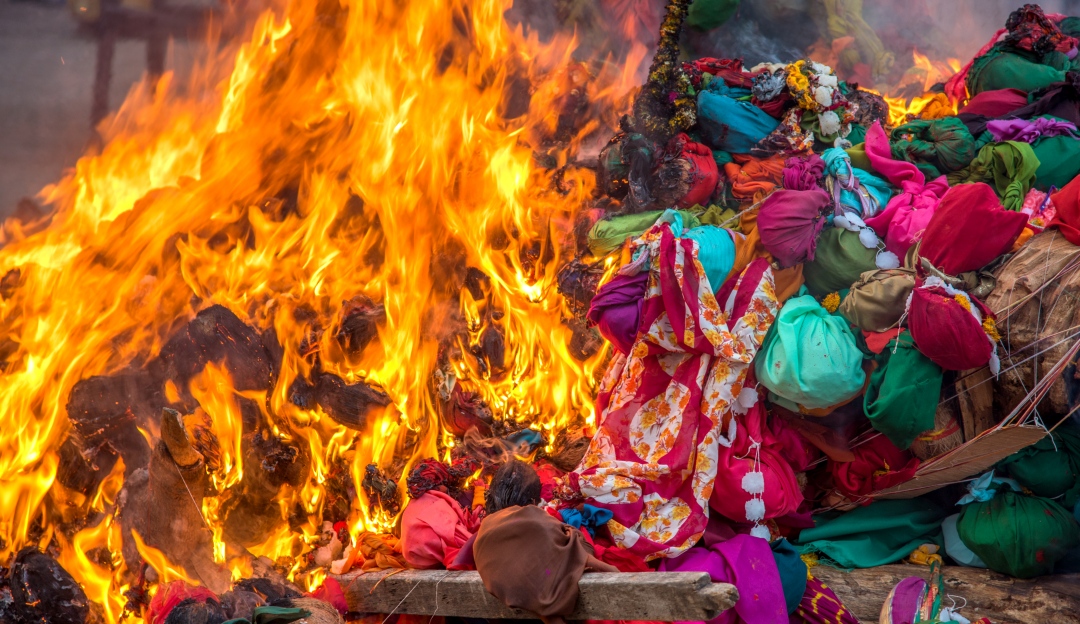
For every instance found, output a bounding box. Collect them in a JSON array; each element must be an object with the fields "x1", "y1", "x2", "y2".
[
  {"x1": 750, "y1": 524, "x2": 773, "y2": 541},
  {"x1": 990, "y1": 350, "x2": 1001, "y2": 376},
  {"x1": 834, "y1": 214, "x2": 852, "y2": 231},
  {"x1": 742, "y1": 471, "x2": 765, "y2": 495},
  {"x1": 858, "y1": 227, "x2": 880, "y2": 249},
  {"x1": 846, "y1": 213, "x2": 867, "y2": 229},
  {"x1": 876, "y1": 250, "x2": 900, "y2": 270},
  {"x1": 745, "y1": 498, "x2": 766, "y2": 522}
]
